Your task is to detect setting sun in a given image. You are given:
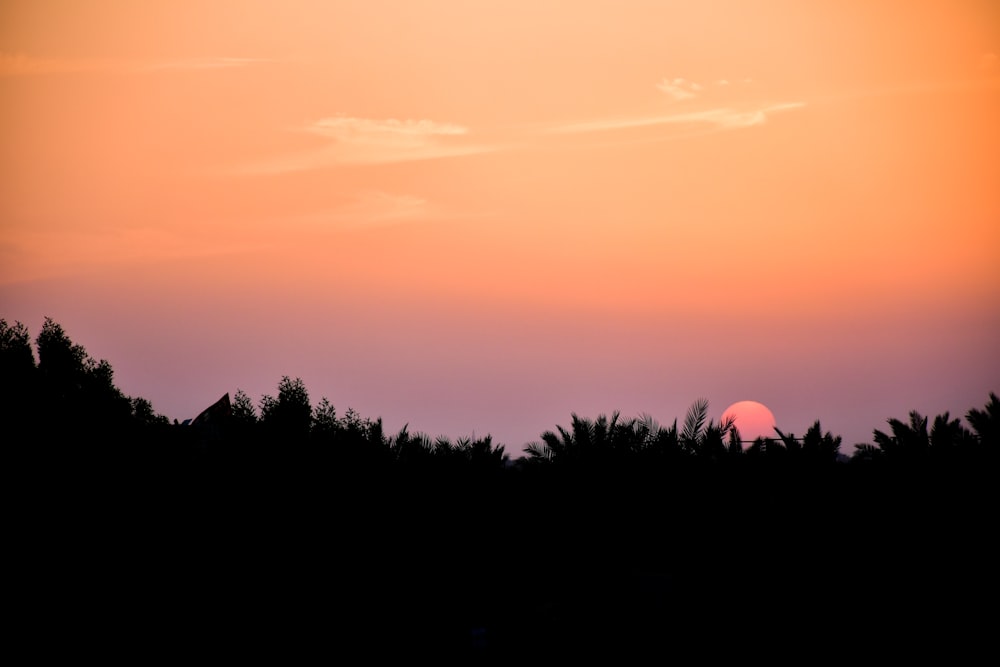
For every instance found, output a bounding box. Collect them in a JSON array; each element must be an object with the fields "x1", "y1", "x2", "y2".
[{"x1": 722, "y1": 400, "x2": 778, "y2": 443}]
